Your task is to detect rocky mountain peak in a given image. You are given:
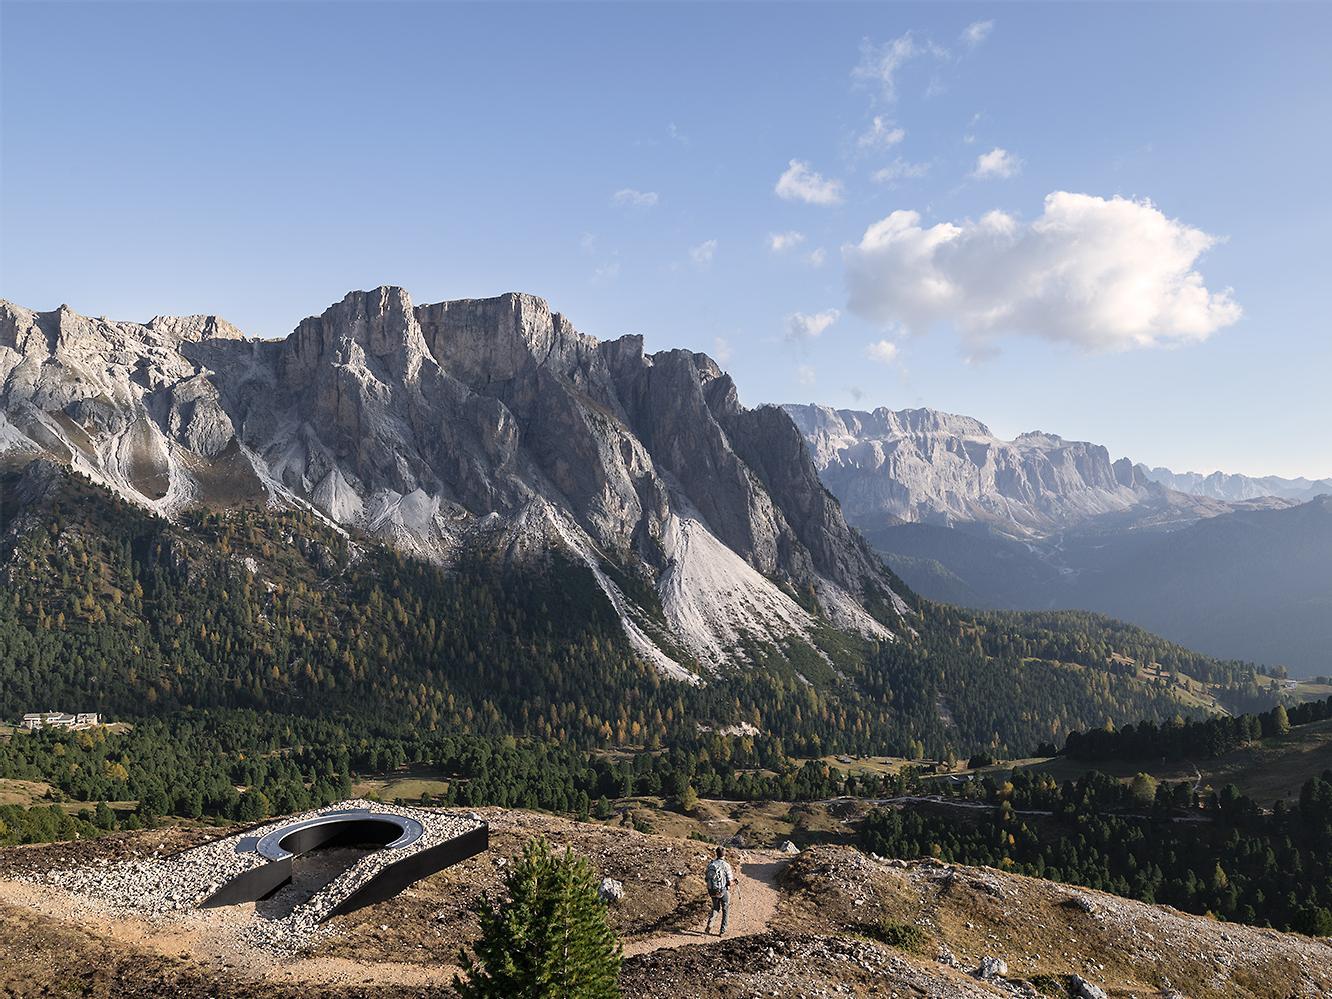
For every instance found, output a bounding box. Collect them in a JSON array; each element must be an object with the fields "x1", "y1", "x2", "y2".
[
  {"x1": 415, "y1": 291, "x2": 601, "y2": 387},
  {"x1": 284, "y1": 286, "x2": 428, "y2": 389},
  {"x1": 0, "y1": 289, "x2": 907, "y2": 680},
  {"x1": 145, "y1": 314, "x2": 247, "y2": 342}
]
